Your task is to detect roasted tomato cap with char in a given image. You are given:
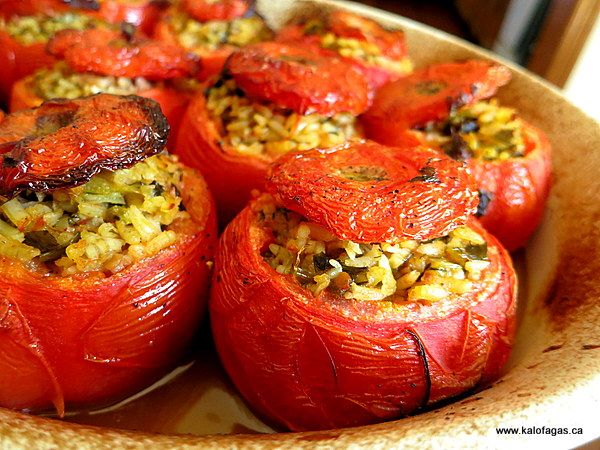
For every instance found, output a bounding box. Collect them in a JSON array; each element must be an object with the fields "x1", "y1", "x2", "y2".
[
  {"x1": 210, "y1": 142, "x2": 516, "y2": 431},
  {"x1": 0, "y1": 94, "x2": 217, "y2": 414}
]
